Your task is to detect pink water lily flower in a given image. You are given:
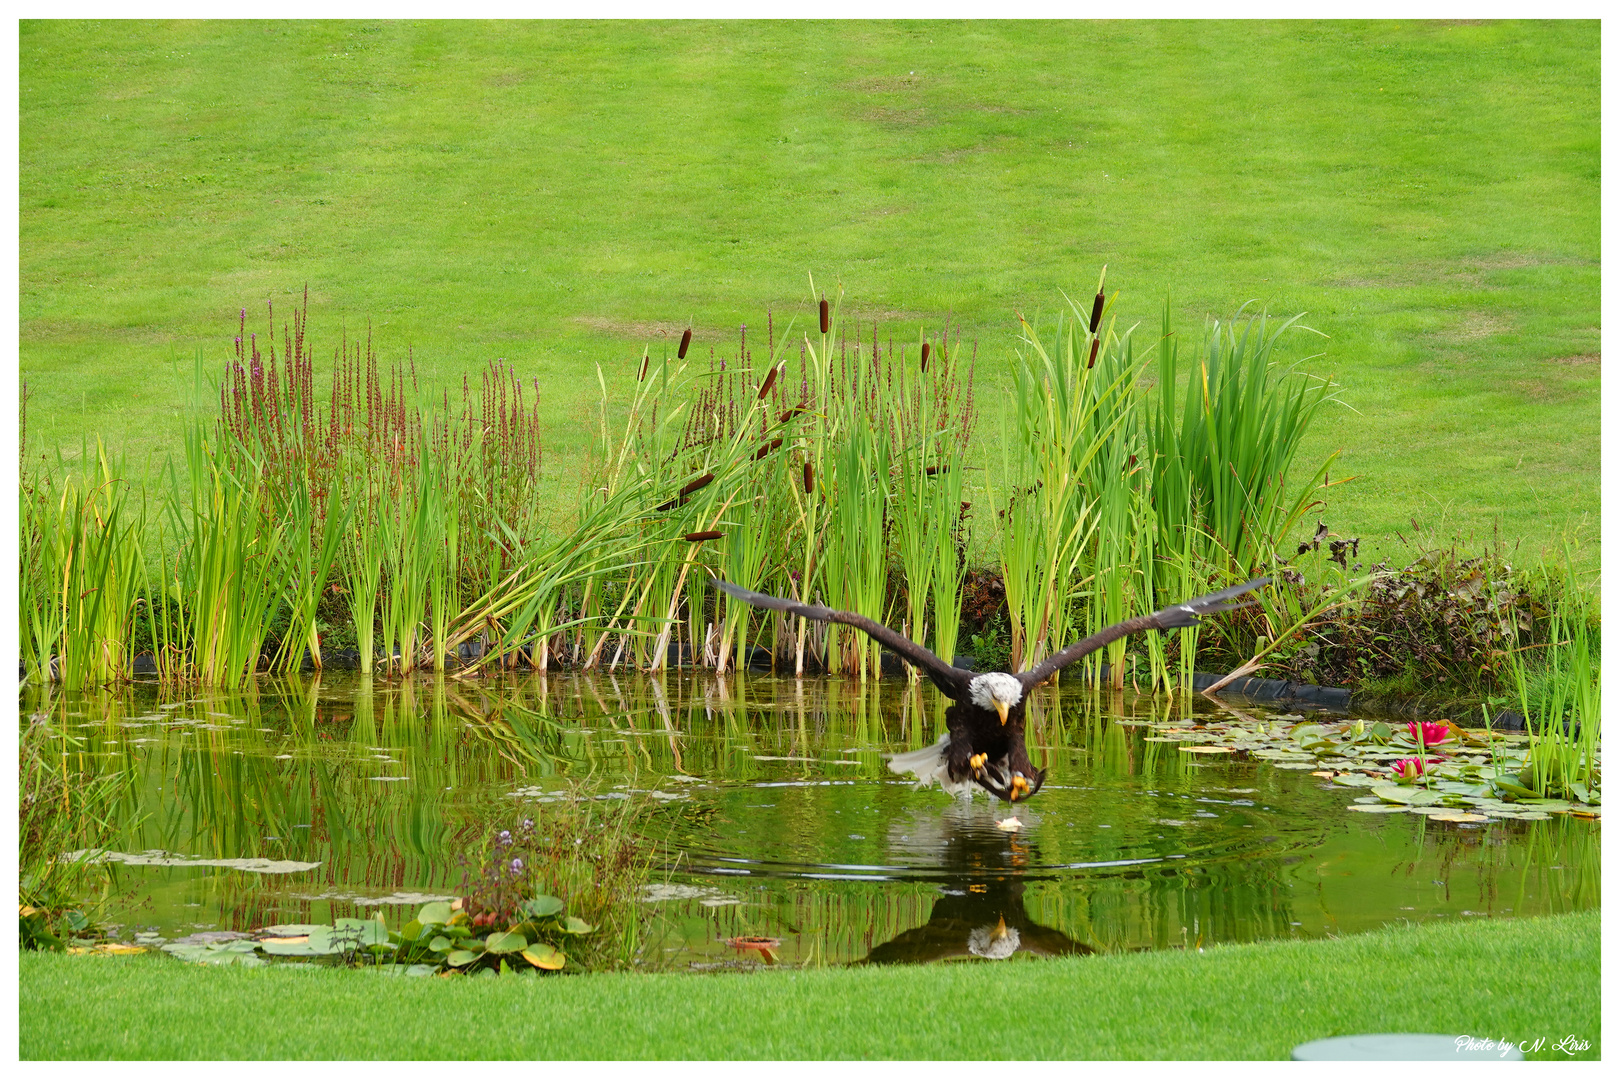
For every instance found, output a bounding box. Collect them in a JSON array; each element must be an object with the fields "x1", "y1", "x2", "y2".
[
  {"x1": 1390, "y1": 757, "x2": 1427, "y2": 782},
  {"x1": 1408, "y1": 720, "x2": 1452, "y2": 748}
]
